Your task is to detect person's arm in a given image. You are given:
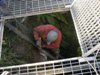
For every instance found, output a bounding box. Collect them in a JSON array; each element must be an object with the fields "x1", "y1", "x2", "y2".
[
  {"x1": 45, "y1": 40, "x2": 60, "y2": 49},
  {"x1": 33, "y1": 31, "x2": 42, "y2": 48},
  {"x1": 33, "y1": 31, "x2": 39, "y2": 40},
  {"x1": 36, "y1": 37, "x2": 42, "y2": 49}
]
